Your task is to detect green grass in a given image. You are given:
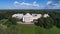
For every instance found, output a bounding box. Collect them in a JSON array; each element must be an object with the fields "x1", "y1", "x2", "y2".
[
  {"x1": 15, "y1": 24, "x2": 60, "y2": 34},
  {"x1": 0, "y1": 24, "x2": 60, "y2": 34},
  {"x1": 21, "y1": 24, "x2": 35, "y2": 34},
  {"x1": 35, "y1": 26, "x2": 60, "y2": 34}
]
